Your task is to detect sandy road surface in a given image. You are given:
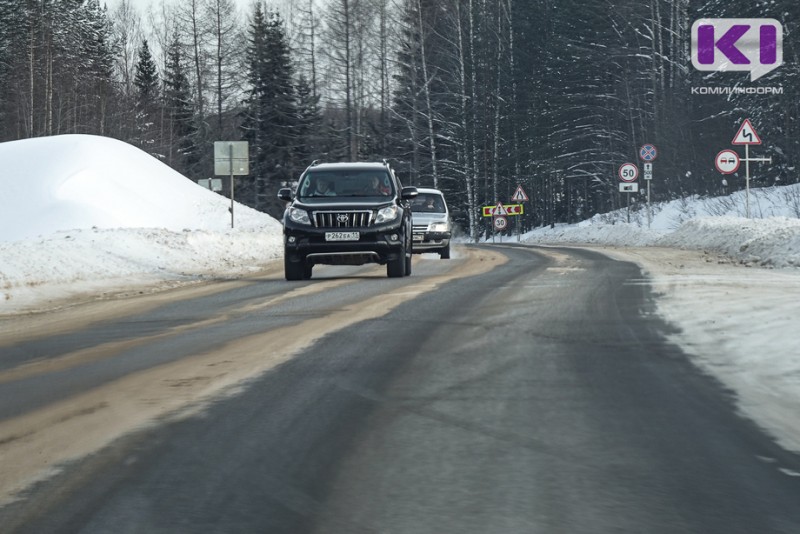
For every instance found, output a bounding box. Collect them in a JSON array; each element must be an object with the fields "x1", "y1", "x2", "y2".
[{"x1": 0, "y1": 248, "x2": 504, "y2": 504}]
